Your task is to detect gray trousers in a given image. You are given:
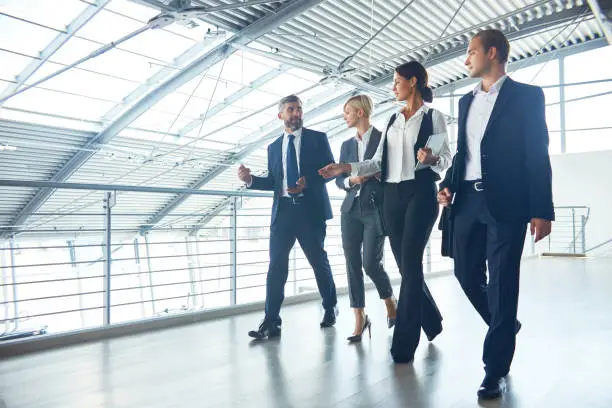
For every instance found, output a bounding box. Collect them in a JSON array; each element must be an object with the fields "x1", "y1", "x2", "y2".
[{"x1": 341, "y1": 196, "x2": 393, "y2": 308}]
